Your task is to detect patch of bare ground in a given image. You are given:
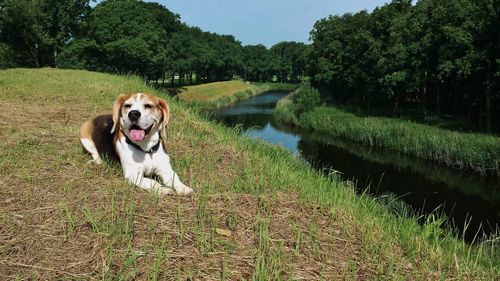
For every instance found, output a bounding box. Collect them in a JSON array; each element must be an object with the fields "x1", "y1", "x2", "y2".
[{"x1": 0, "y1": 185, "x2": 368, "y2": 280}]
